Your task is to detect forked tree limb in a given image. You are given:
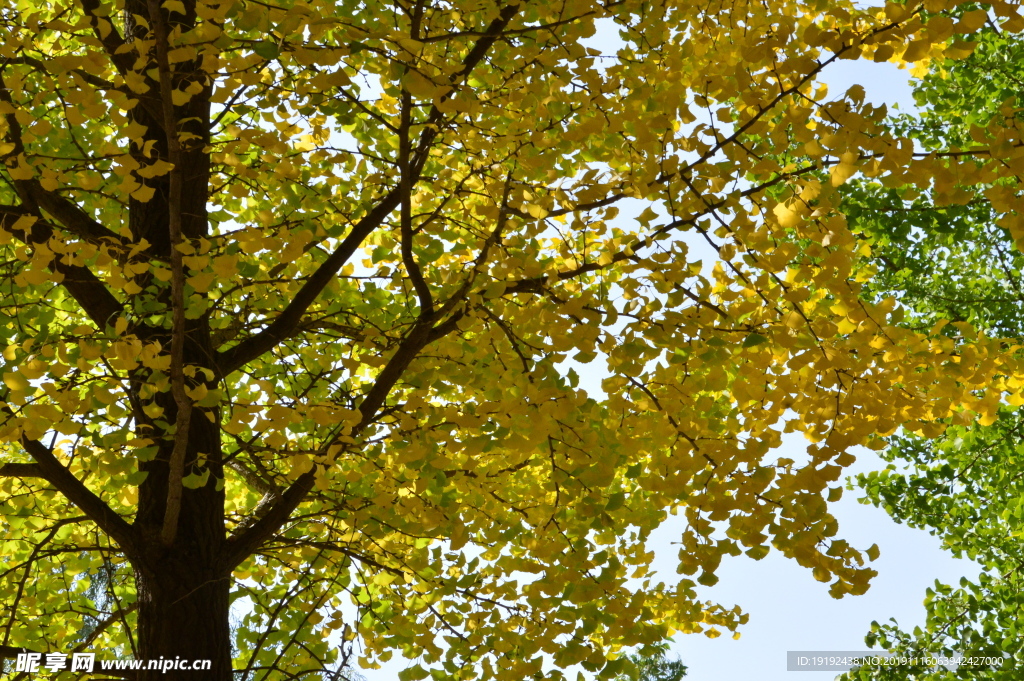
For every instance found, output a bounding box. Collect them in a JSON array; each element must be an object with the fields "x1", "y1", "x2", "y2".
[
  {"x1": 0, "y1": 409, "x2": 139, "y2": 557},
  {"x1": 214, "y1": 4, "x2": 523, "y2": 378},
  {"x1": 221, "y1": 311, "x2": 464, "y2": 572},
  {"x1": 0, "y1": 71, "x2": 124, "y2": 330}
]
